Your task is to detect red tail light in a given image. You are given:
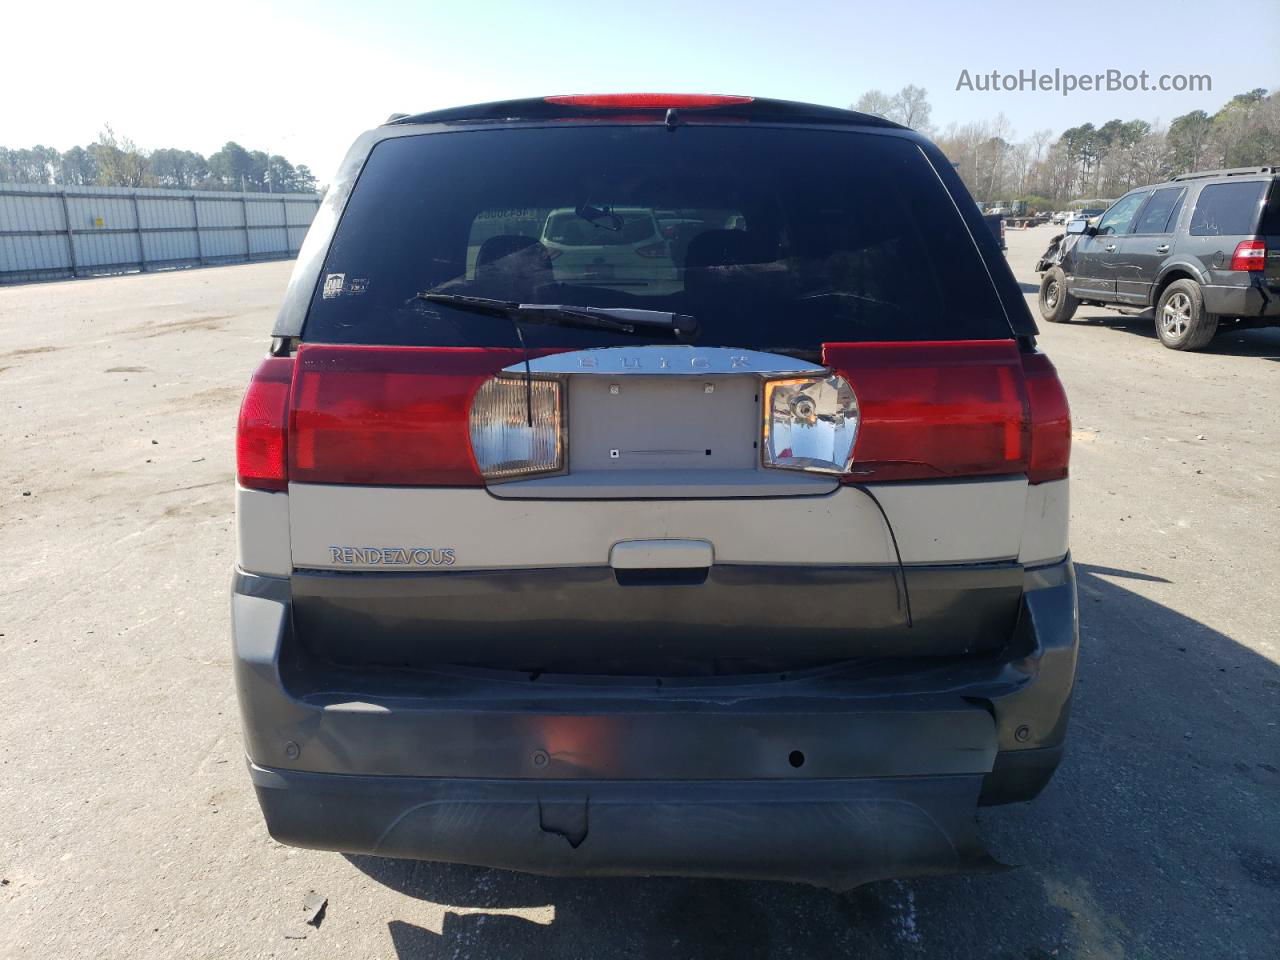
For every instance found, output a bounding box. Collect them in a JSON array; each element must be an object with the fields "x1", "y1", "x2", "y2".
[
  {"x1": 236, "y1": 356, "x2": 294, "y2": 492},
  {"x1": 822, "y1": 340, "x2": 1069, "y2": 484},
  {"x1": 289, "y1": 345, "x2": 539, "y2": 486},
  {"x1": 1021, "y1": 353, "x2": 1071, "y2": 483},
  {"x1": 1230, "y1": 239, "x2": 1266, "y2": 271},
  {"x1": 545, "y1": 93, "x2": 753, "y2": 109}
]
